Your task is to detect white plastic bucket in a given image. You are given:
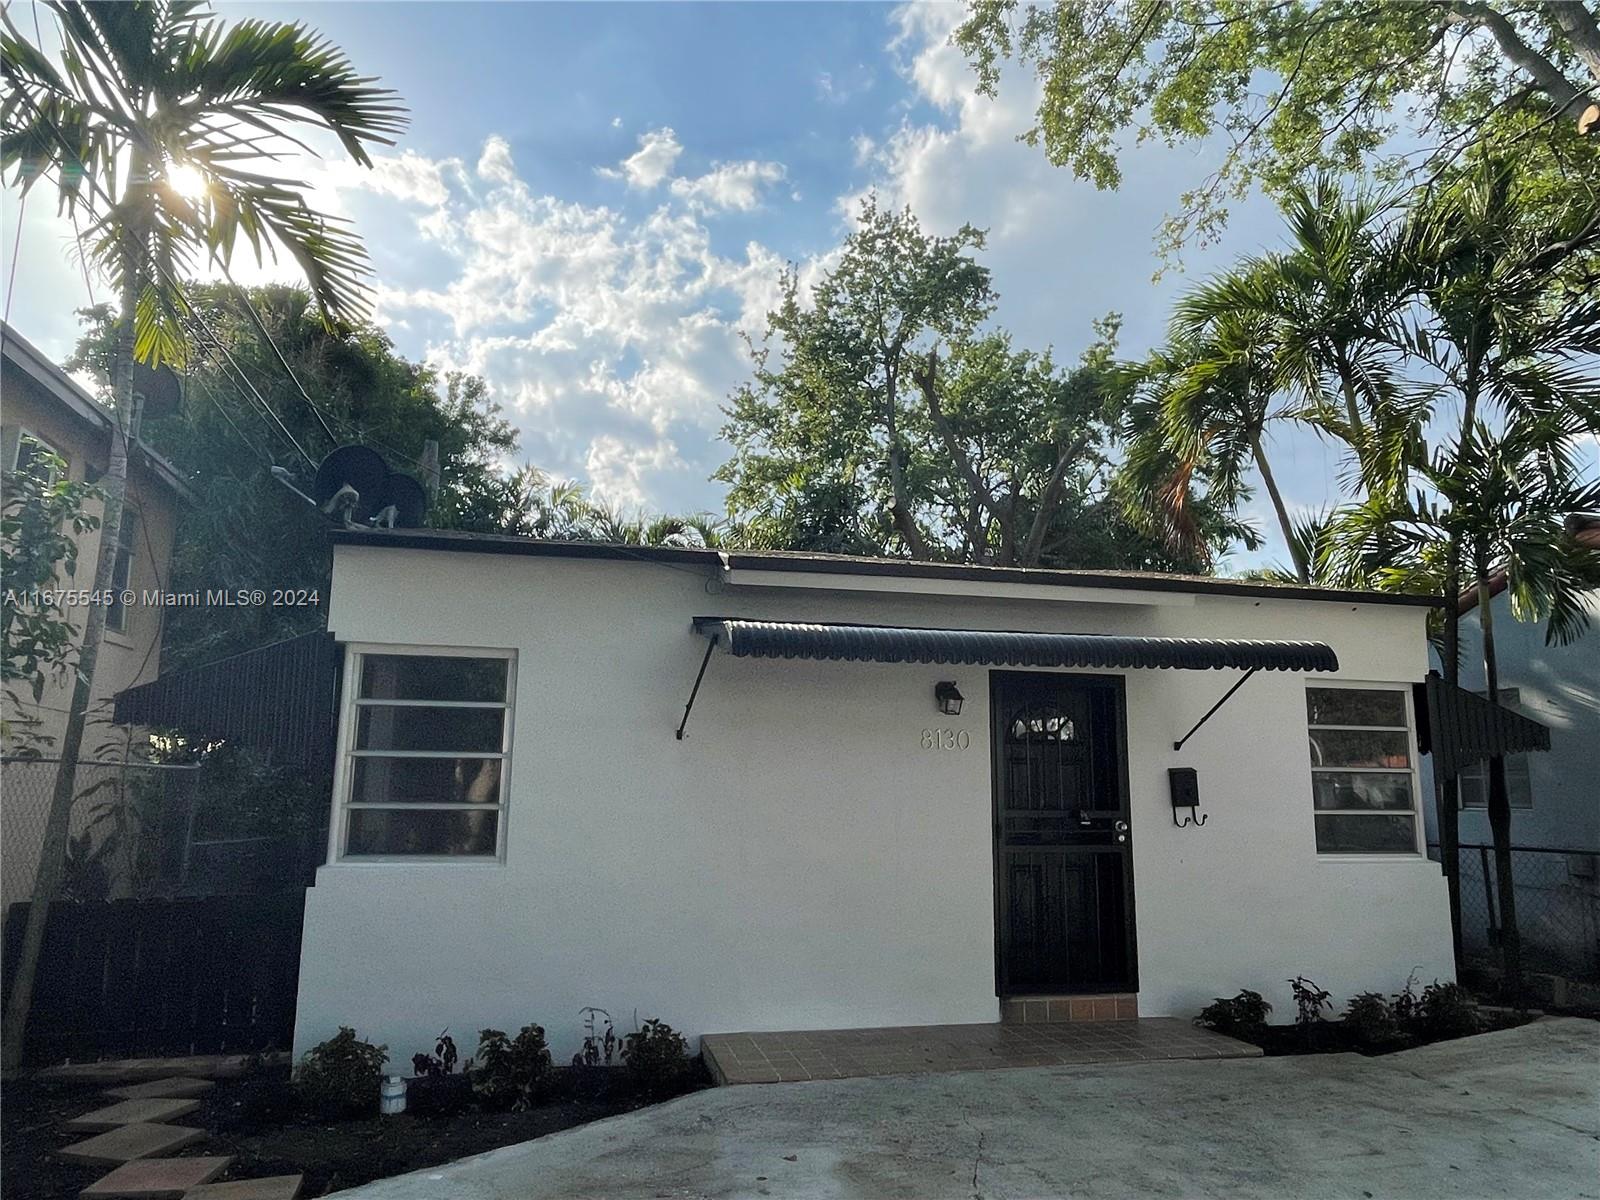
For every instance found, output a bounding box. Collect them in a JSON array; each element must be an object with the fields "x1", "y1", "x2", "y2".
[{"x1": 379, "y1": 1075, "x2": 407, "y2": 1115}]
